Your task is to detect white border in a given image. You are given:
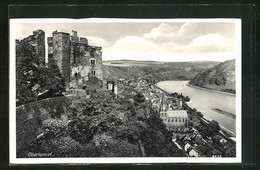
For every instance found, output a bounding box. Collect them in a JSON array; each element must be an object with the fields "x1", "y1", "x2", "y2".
[{"x1": 9, "y1": 18, "x2": 242, "y2": 164}]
